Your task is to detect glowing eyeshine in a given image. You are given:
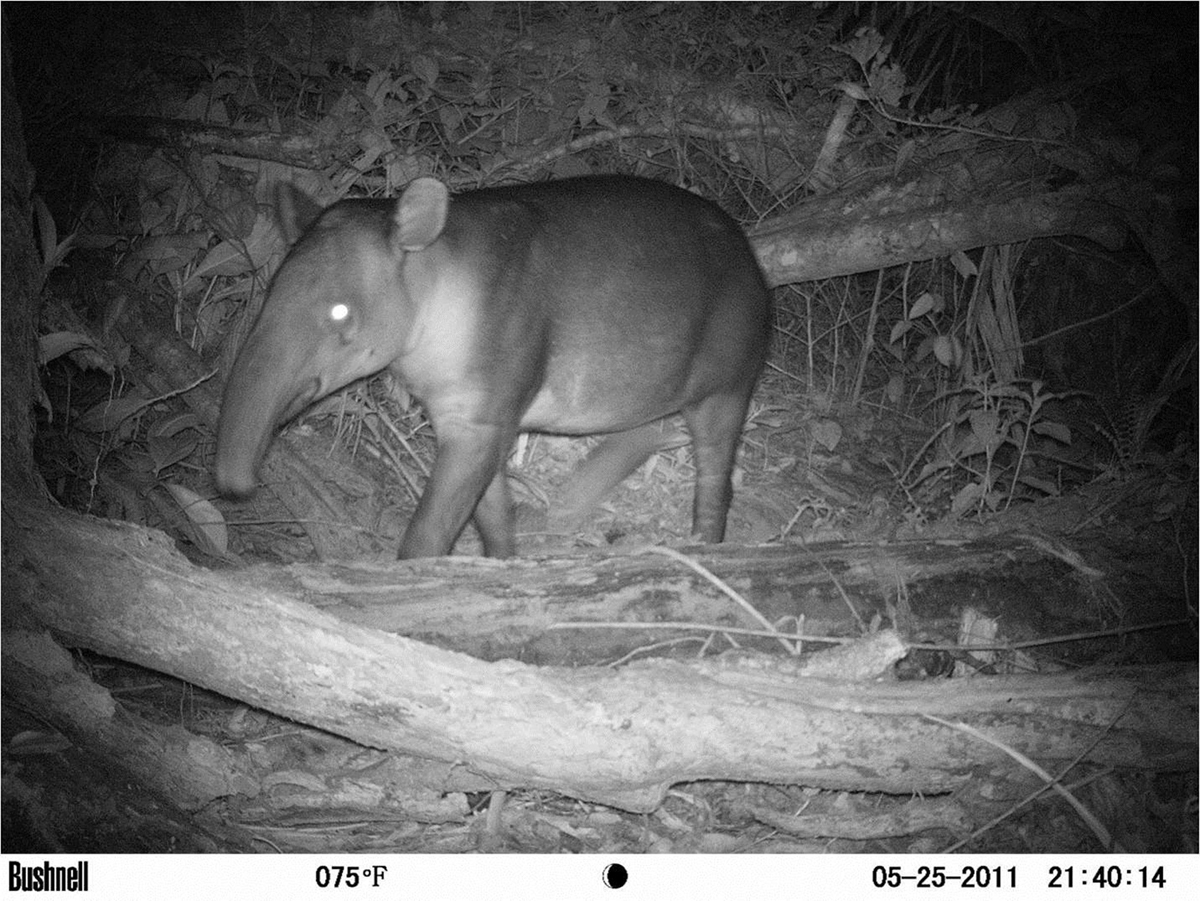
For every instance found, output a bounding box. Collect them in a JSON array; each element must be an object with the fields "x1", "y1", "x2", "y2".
[{"x1": 329, "y1": 303, "x2": 350, "y2": 322}]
